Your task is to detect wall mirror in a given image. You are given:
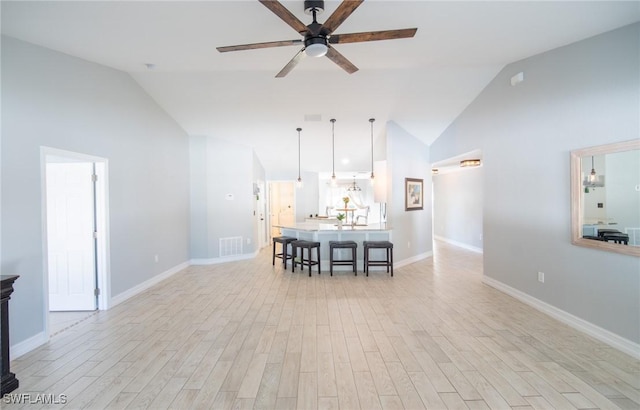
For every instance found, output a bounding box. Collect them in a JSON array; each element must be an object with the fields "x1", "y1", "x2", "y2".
[{"x1": 571, "y1": 139, "x2": 640, "y2": 257}]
